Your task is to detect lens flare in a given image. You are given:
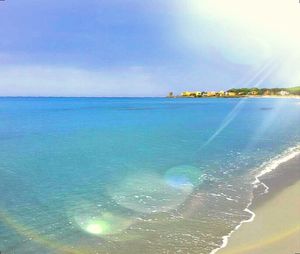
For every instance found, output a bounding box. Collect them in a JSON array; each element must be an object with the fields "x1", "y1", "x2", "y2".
[
  {"x1": 70, "y1": 201, "x2": 133, "y2": 236},
  {"x1": 86, "y1": 223, "x2": 105, "y2": 235},
  {"x1": 74, "y1": 212, "x2": 132, "y2": 236},
  {"x1": 108, "y1": 172, "x2": 193, "y2": 214},
  {"x1": 164, "y1": 165, "x2": 203, "y2": 189}
]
